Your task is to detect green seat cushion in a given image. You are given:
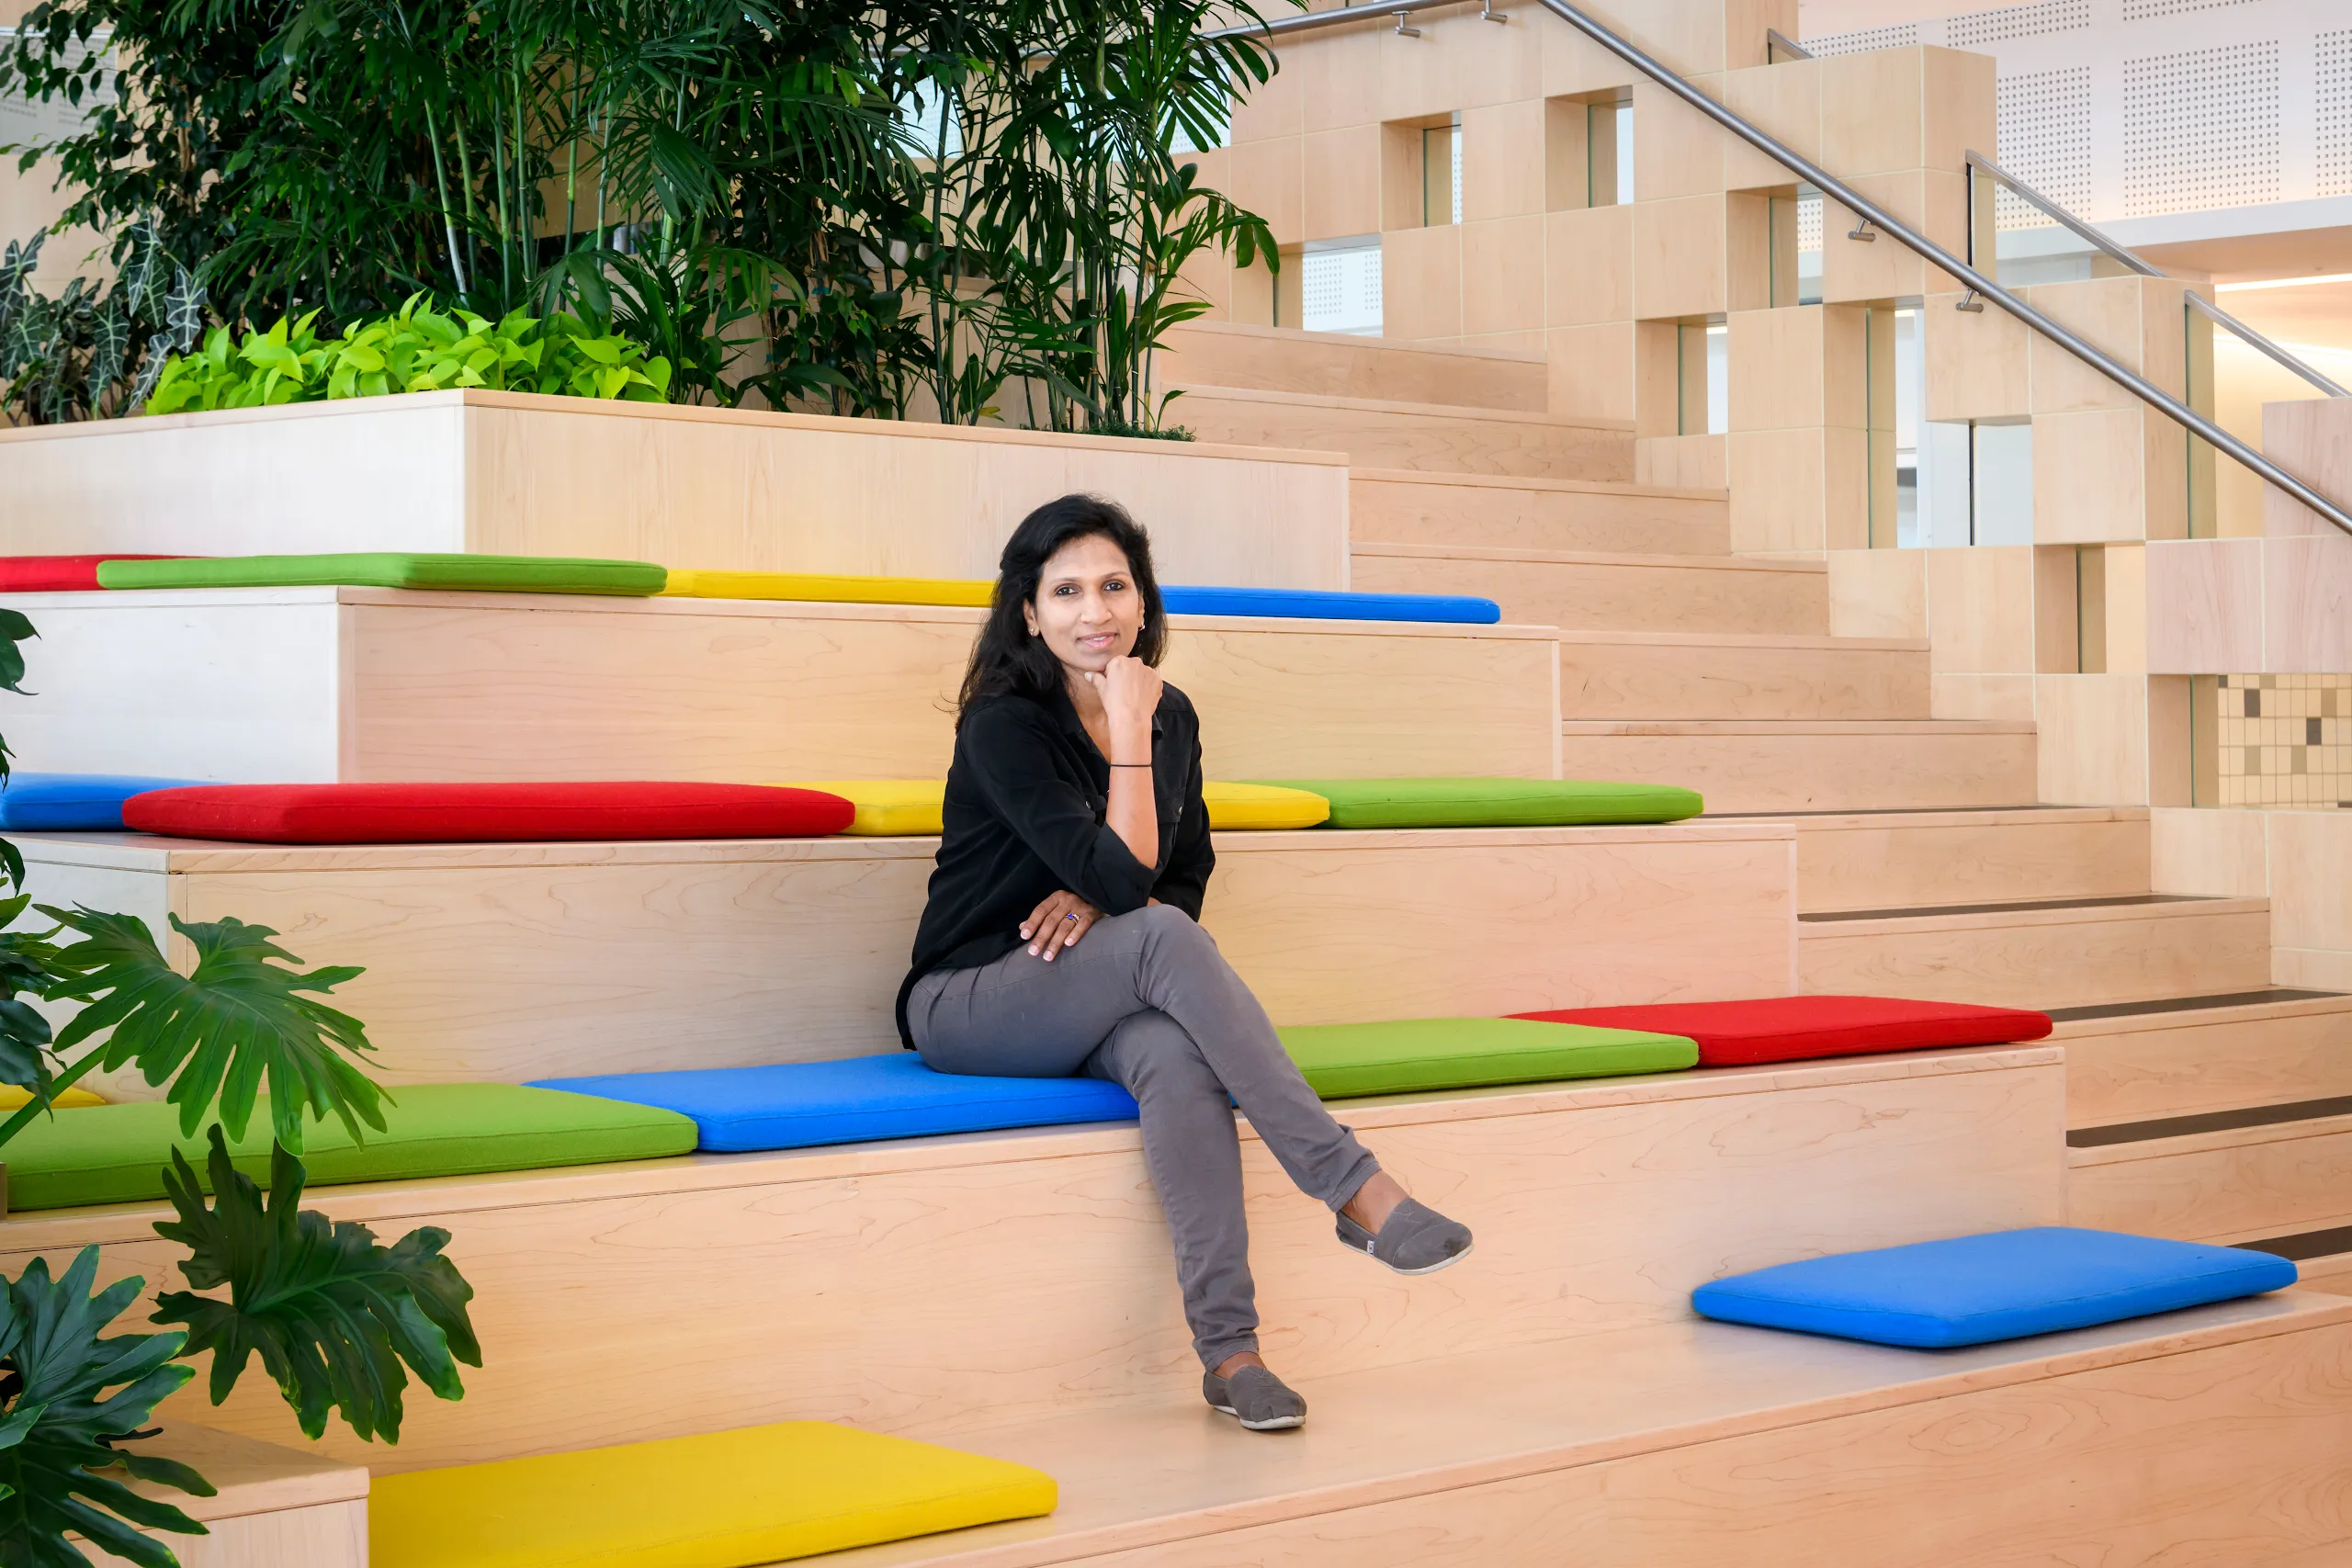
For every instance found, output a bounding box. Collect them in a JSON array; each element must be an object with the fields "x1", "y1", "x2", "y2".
[
  {"x1": 2, "y1": 1083, "x2": 695, "y2": 1211},
  {"x1": 1247, "y1": 777, "x2": 1704, "y2": 829},
  {"x1": 96, "y1": 553, "x2": 668, "y2": 595},
  {"x1": 1276, "y1": 1018, "x2": 1699, "y2": 1099}
]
